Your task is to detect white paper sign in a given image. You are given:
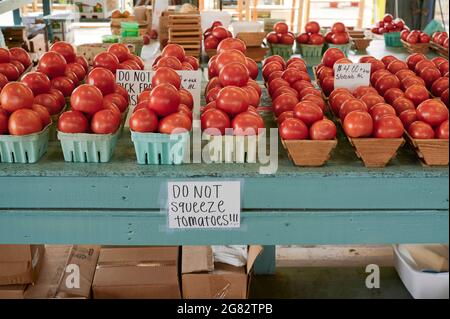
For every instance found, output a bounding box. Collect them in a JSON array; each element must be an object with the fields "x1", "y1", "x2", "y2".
[
  {"x1": 334, "y1": 63, "x2": 371, "y2": 91},
  {"x1": 167, "y1": 181, "x2": 241, "y2": 229},
  {"x1": 116, "y1": 69, "x2": 202, "y2": 108}
]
